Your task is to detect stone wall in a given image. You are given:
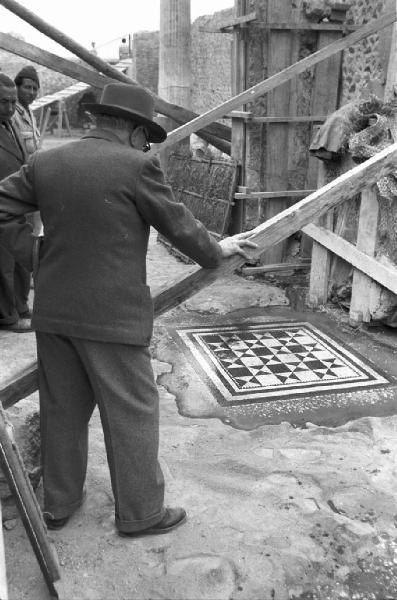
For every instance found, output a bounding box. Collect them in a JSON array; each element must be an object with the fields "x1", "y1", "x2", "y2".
[
  {"x1": 341, "y1": 0, "x2": 389, "y2": 103},
  {"x1": 131, "y1": 31, "x2": 159, "y2": 94},
  {"x1": 131, "y1": 9, "x2": 233, "y2": 115},
  {"x1": 190, "y1": 9, "x2": 233, "y2": 115}
]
